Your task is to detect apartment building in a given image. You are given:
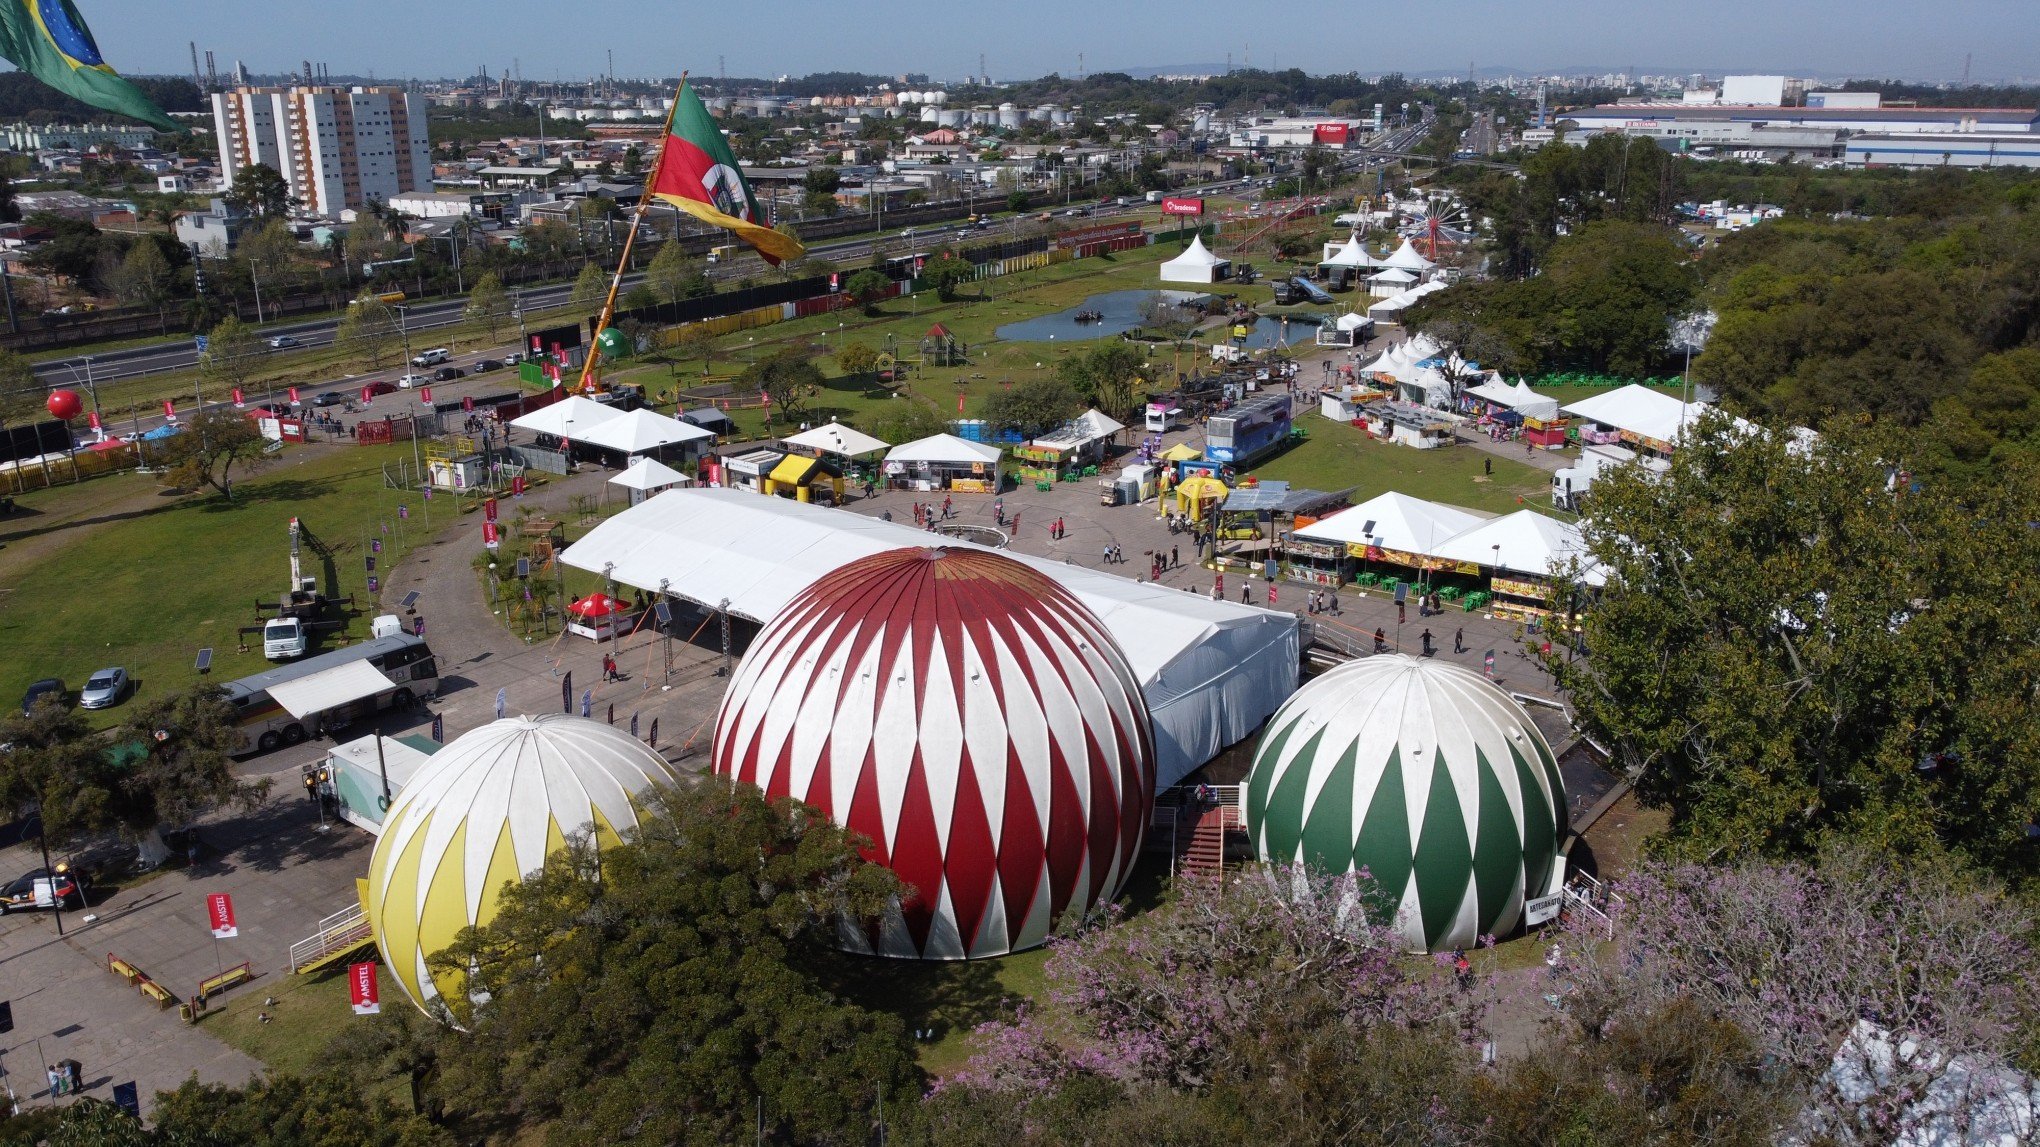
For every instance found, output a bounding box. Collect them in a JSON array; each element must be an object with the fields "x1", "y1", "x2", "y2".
[{"x1": 211, "y1": 85, "x2": 430, "y2": 215}]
